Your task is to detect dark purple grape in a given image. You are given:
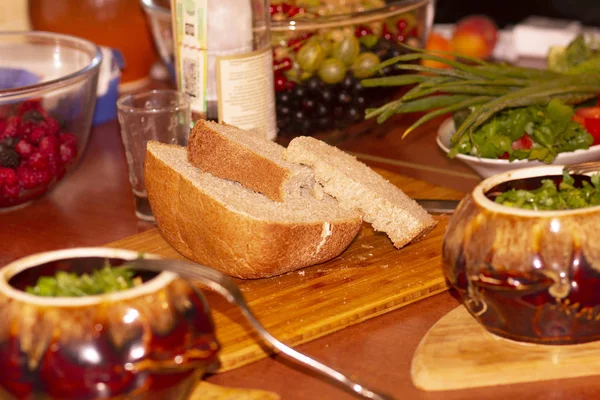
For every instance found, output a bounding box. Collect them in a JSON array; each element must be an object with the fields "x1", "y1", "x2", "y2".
[
  {"x1": 321, "y1": 87, "x2": 334, "y2": 103},
  {"x1": 333, "y1": 106, "x2": 344, "y2": 118},
  {"x1": 306, "y1": 76, "x2": 322, "y2": 92},
  {"x1": 277, "y1": 117, "x2": 291, "y2": 130},
  {"x1": 352, "y1": 80, "x2": 364, "y2": 93},
  {"x1": 341, "y1": 76, "x2": 354, "y2": 90},
  {"x1": 316, "y1": 117, "x2": 333, "y2": 130},
  {"x1": 294, "y1": 109, "x2": 305, "y2": 121},
  {"x1": 277, "y1": 91, "x2": 292, "y2": 104},
  {"x1": 354, "y1": 95, "x2": 367, "y2": 108},
  {"x1": 338, "y1": 91, "x2": 352, "y2": 105},
  {"x1": 302, "y1": 98, "x2": 316, "y2": 112},
  {"x1": 380, "y1": 66, "x2": 393, "y2": 76},
  {"x1": 293, "y1": 86, "x2": 307, "y2": 98},
  {"x1": 346, "y1": 107, "x2": 362, "y2": 122},
  {"x1": 299, "y1": 120, "x2": 313, "y2": 135},
  {"x1": 315, "y1": 103, "x2": 329, "y2": 117},
  {"x1": 277, "y1": 105, "x2": 292, "y2": 116}
]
